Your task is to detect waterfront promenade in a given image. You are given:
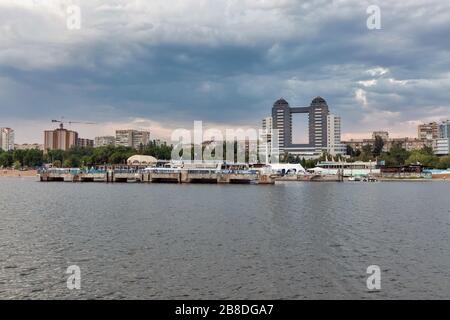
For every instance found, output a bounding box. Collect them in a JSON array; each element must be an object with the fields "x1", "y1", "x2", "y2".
[{"x1": 38, "y1": 168, "x2": 275, "y2": 184}]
